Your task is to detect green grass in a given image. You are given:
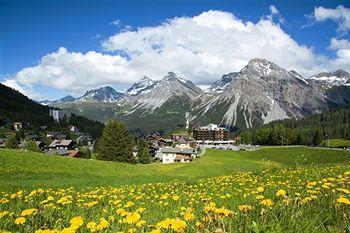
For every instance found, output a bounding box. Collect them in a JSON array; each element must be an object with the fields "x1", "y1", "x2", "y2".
[
  {"x1": 322, "y1": 138, "x2": 350, "y2": 148},
  {"x1": 0, "y1": 147, "x2": 349, "y2": 191}
]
